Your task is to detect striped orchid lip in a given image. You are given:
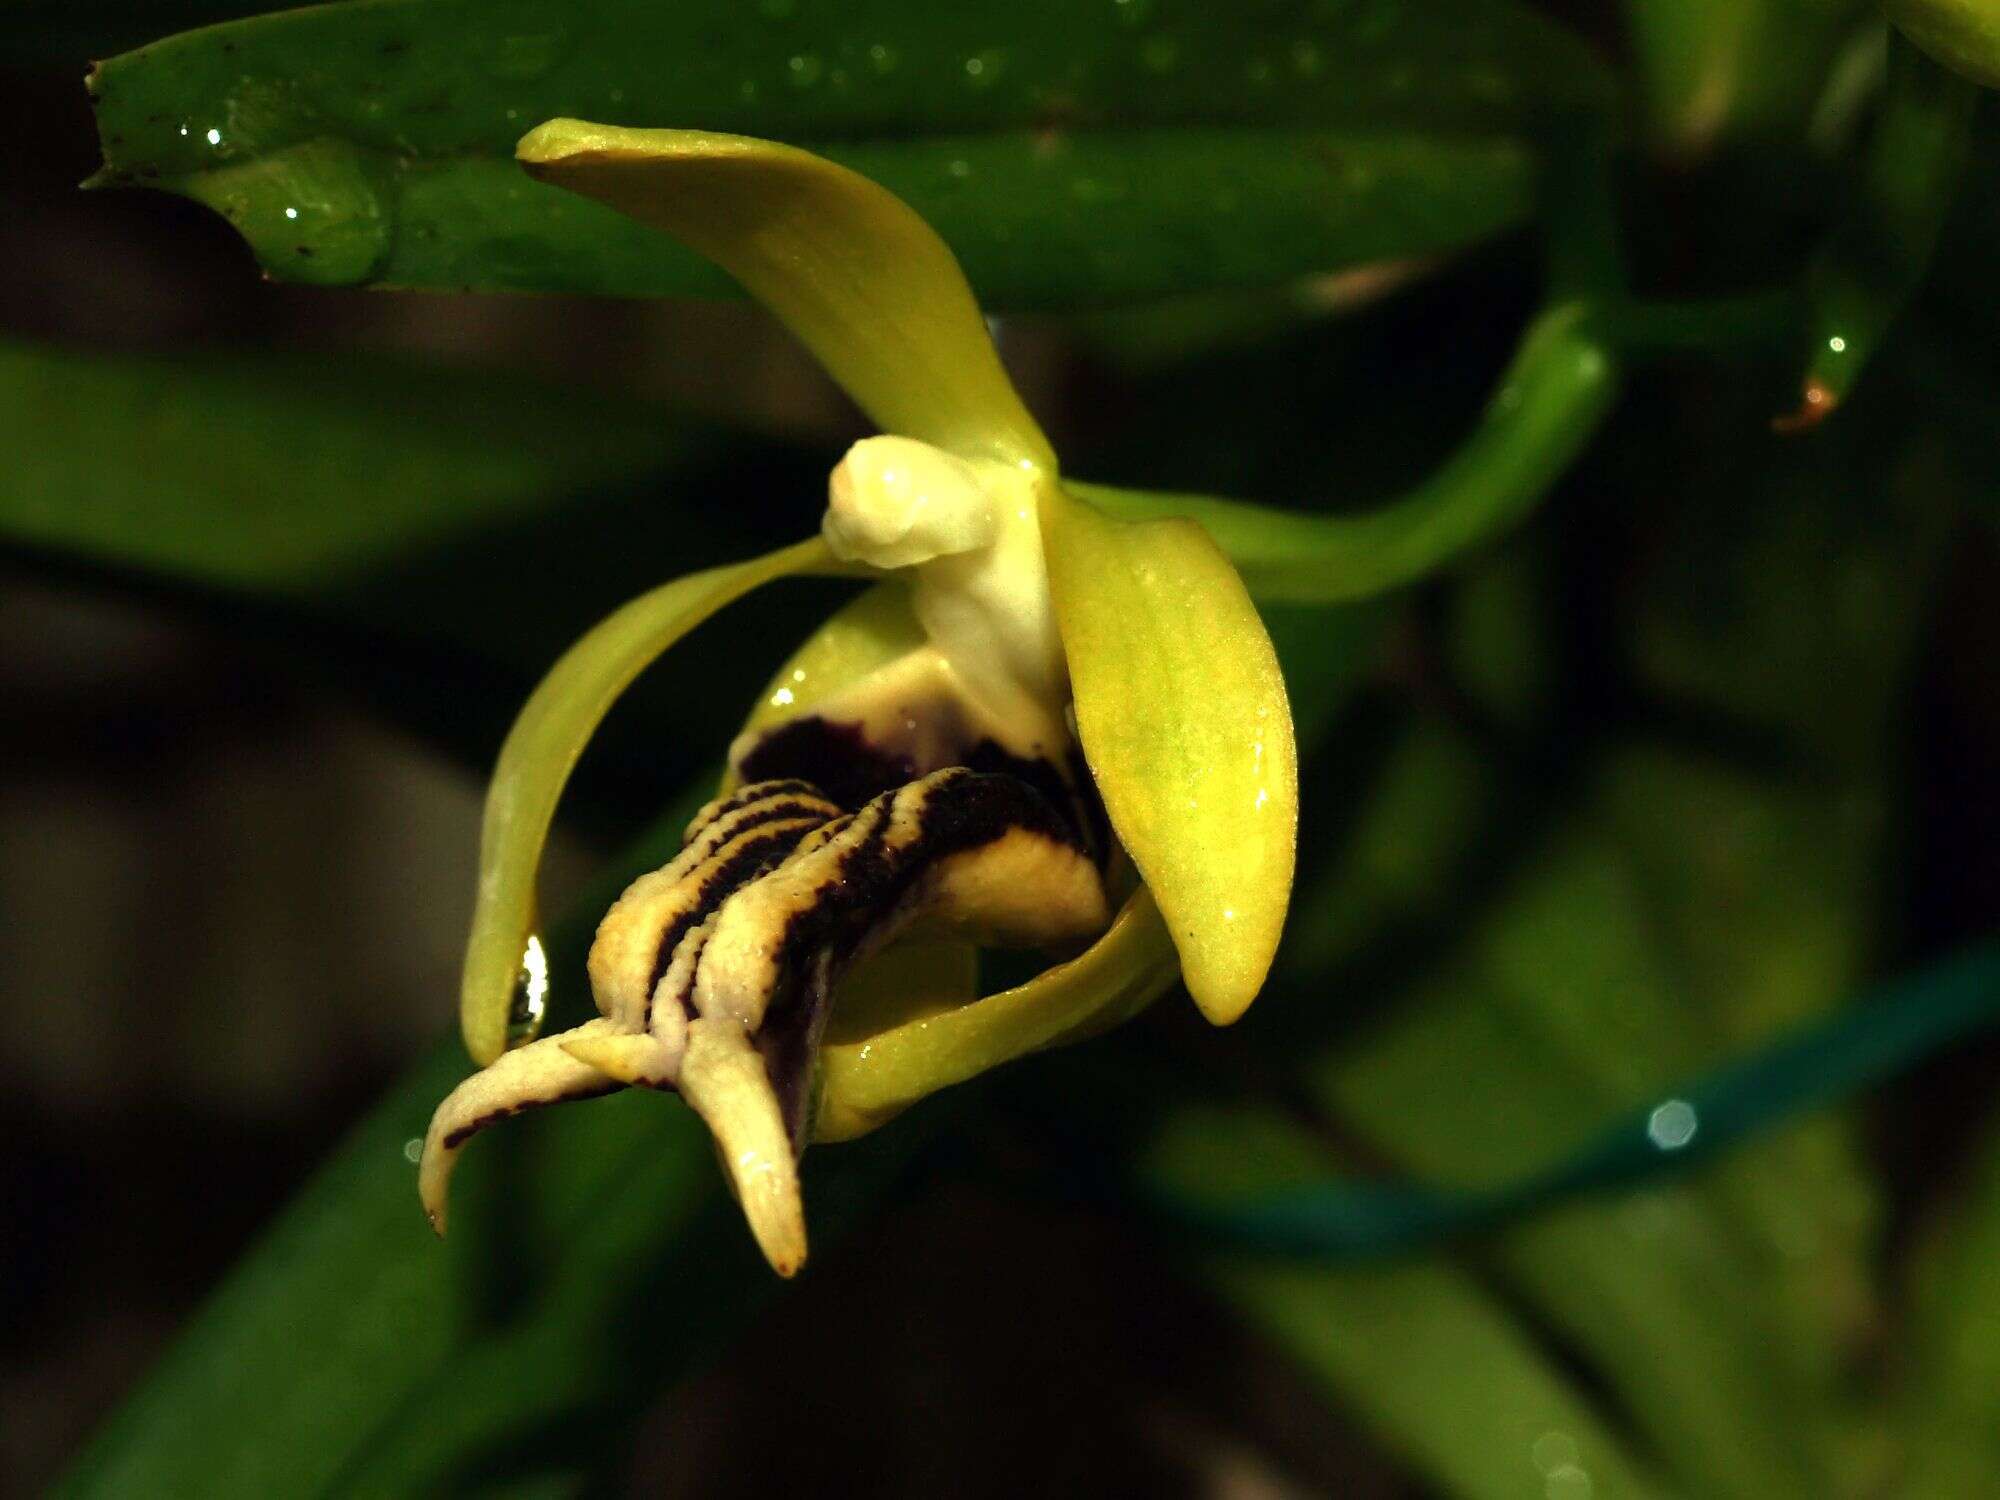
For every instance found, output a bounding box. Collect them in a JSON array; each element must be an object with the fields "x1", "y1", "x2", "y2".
[{"x1": 424, "y1": 123, "x2": 1297, "y2": 1275}]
